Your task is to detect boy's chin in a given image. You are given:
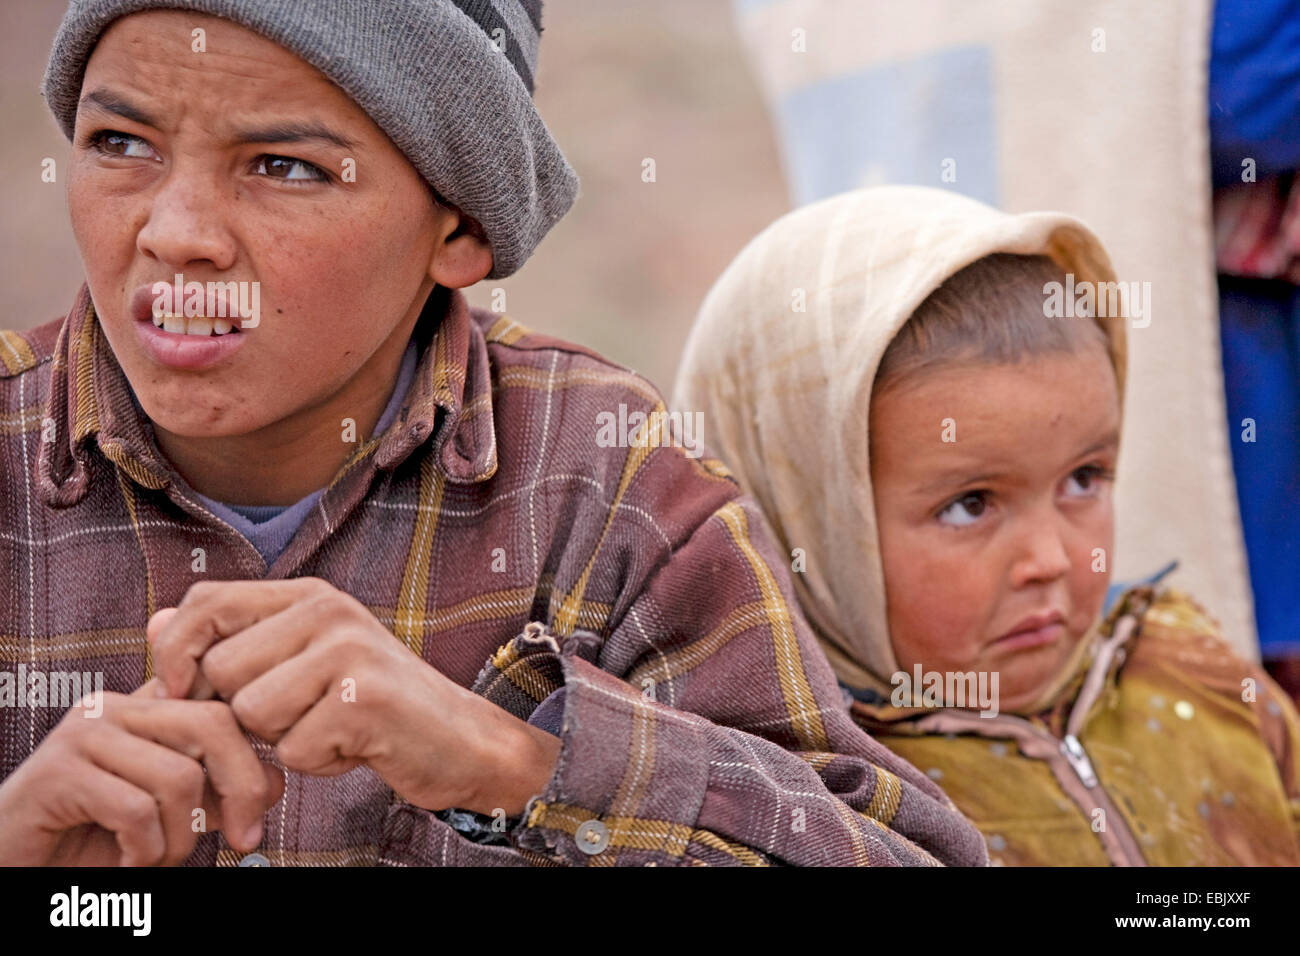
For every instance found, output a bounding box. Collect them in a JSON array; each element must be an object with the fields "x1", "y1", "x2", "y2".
[{"x1": 139, "y1": 397, "x2": 260, "y2": 440}]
